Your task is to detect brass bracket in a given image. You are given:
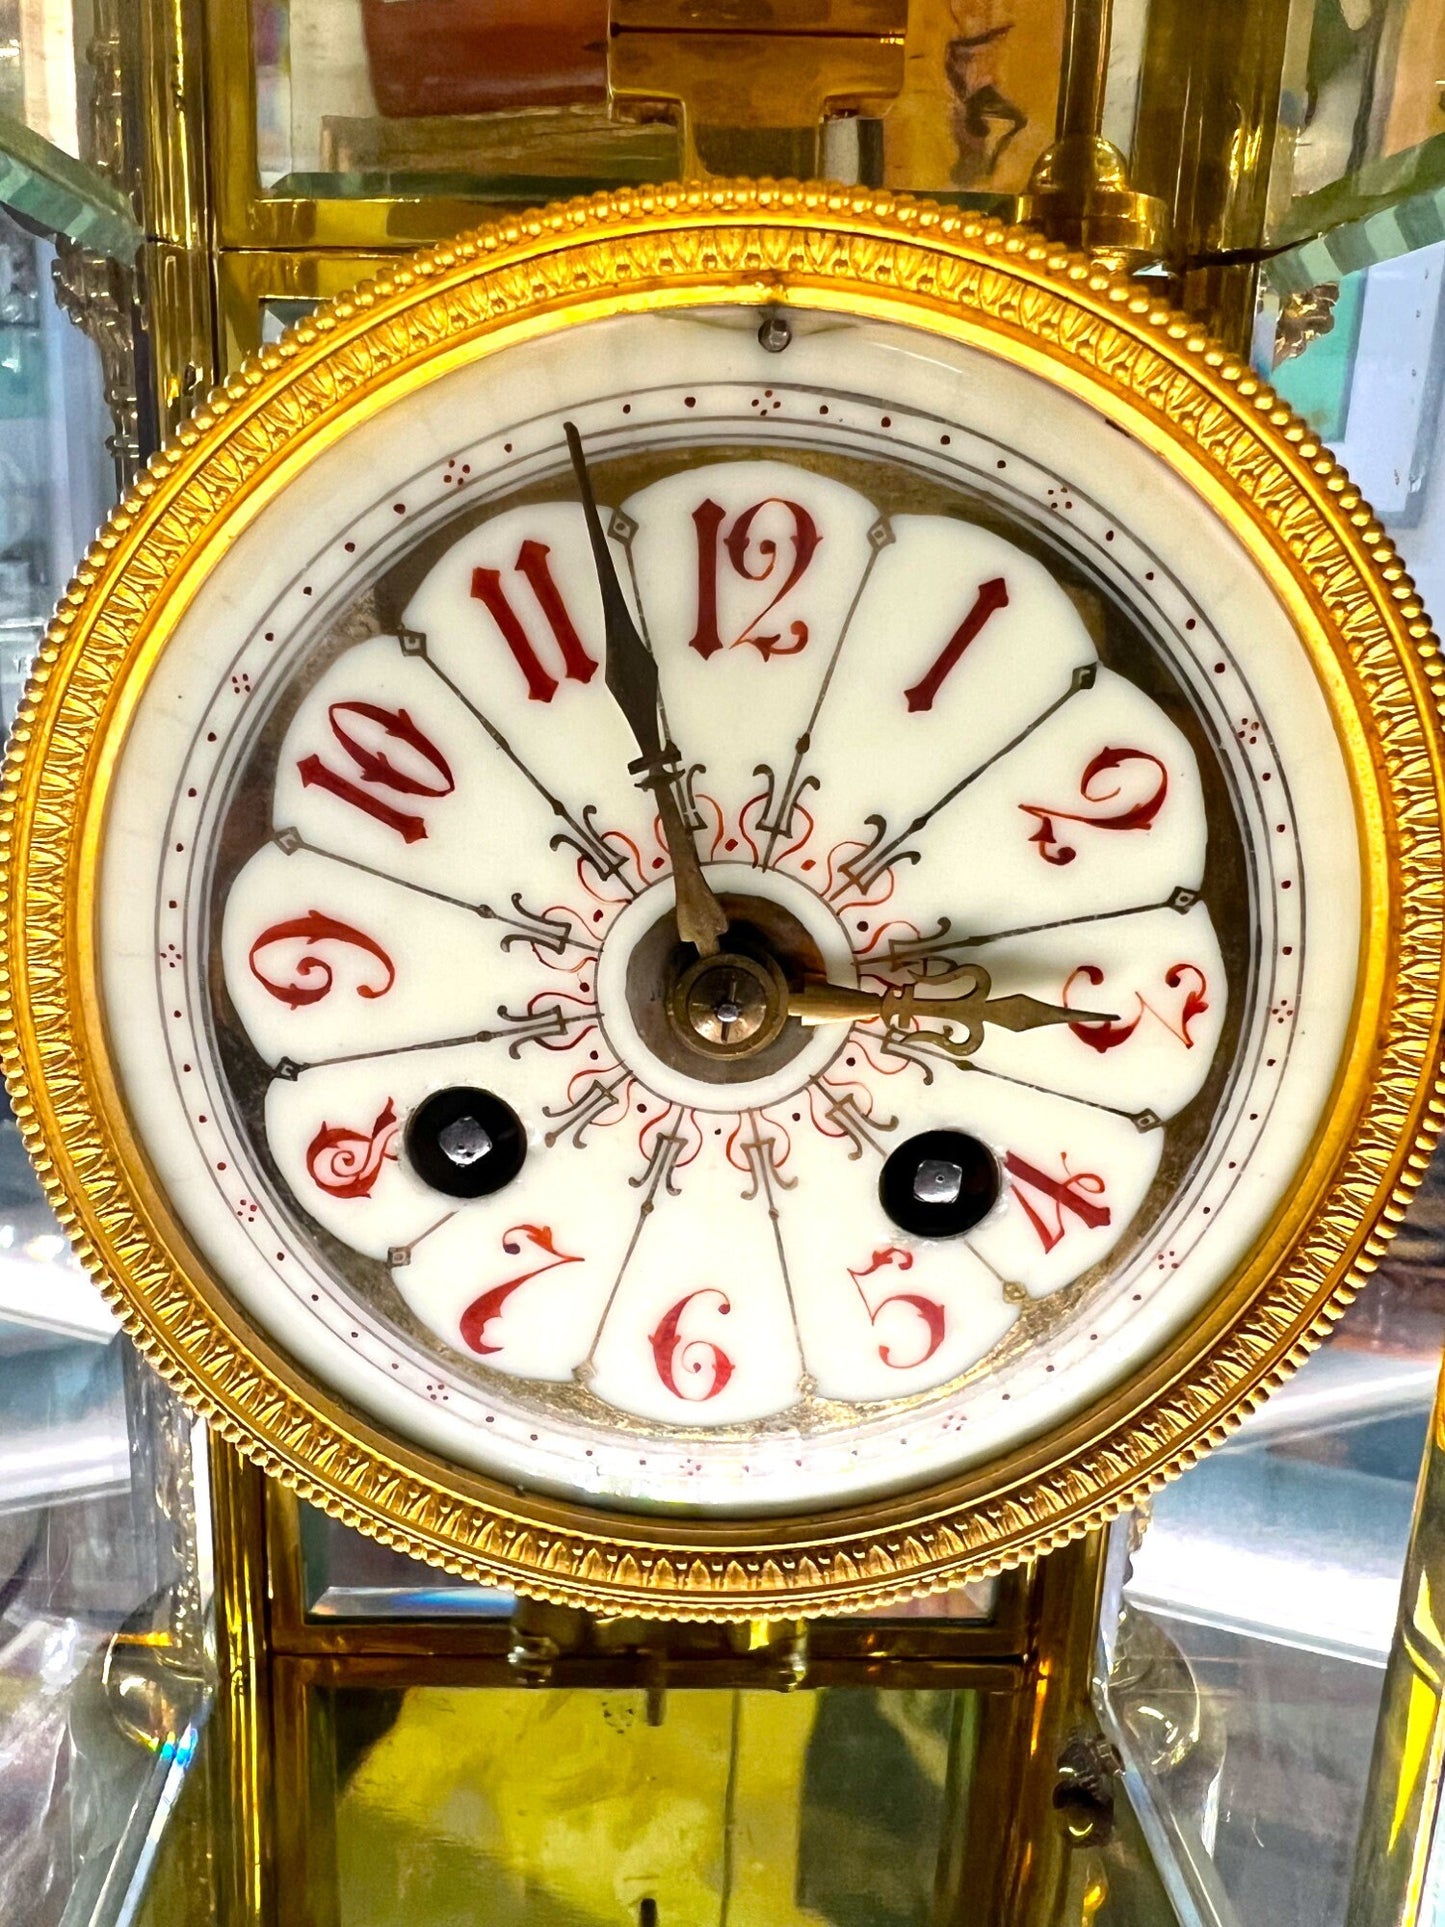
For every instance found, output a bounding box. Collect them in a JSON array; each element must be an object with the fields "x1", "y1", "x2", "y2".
[
  {"x1": 1017, "y1": 0, "x2": 1168, "y2": 270},
  {"x1": 609, "y1": 0, "x2": 906, "y2": 179}
]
